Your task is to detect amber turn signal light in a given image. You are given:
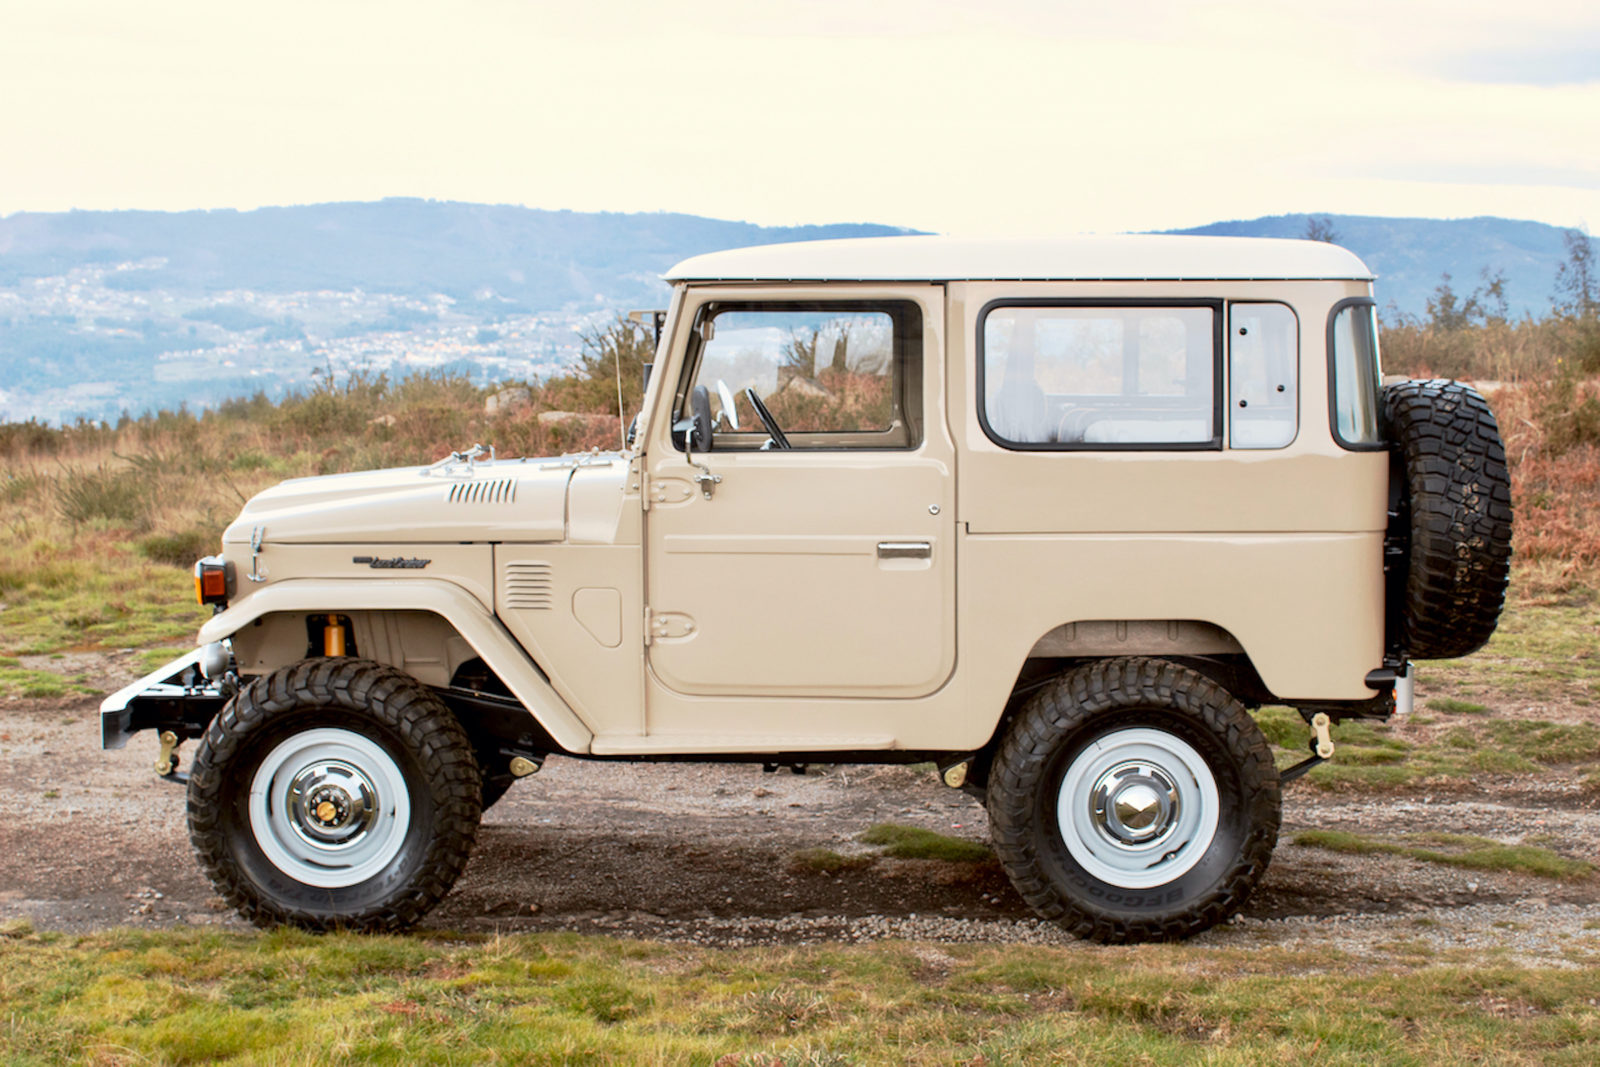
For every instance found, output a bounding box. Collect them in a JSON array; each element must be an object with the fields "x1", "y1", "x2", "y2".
[{"x1": 194, "y1": 556, "x2": 231, "y2": 606}]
